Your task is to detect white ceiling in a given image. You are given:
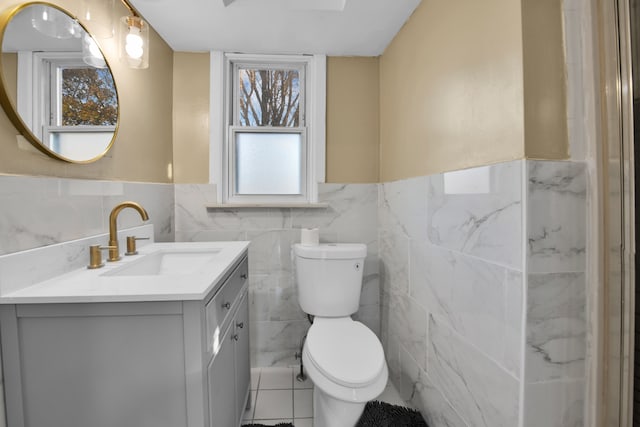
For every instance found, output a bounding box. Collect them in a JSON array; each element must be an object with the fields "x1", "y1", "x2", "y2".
[{"x1": 127, "y1": 0, "x2": 421, "y2": 56}]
